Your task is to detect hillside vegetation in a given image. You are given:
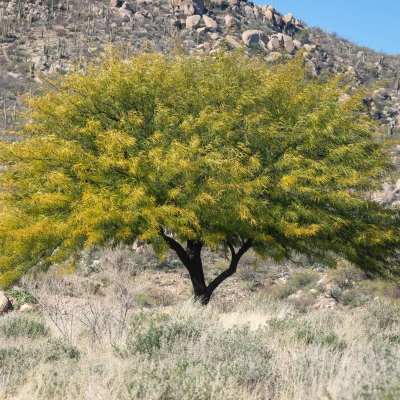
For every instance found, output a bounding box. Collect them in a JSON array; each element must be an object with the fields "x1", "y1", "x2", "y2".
[{"x1": 1, "y1": 292, "x2": 400, "y2": 399}]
